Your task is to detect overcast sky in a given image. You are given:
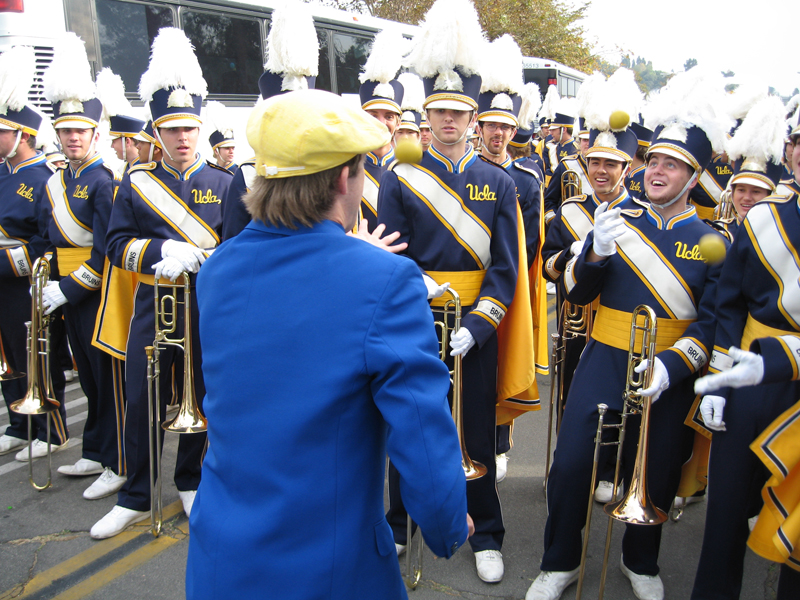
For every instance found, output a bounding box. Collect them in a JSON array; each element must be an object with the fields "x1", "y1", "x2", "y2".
[{"x1": 575, "y1": 0, "x2": 799, "y2": 96}]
